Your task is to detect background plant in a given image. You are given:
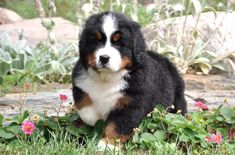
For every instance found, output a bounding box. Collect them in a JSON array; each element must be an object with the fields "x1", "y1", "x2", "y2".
[
  {"x1": 0, "y1": 33, "x2": 78, "y2": 86},
  {"x1": 147, "y1": 0, "x2": 235, "y2": 74}
]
